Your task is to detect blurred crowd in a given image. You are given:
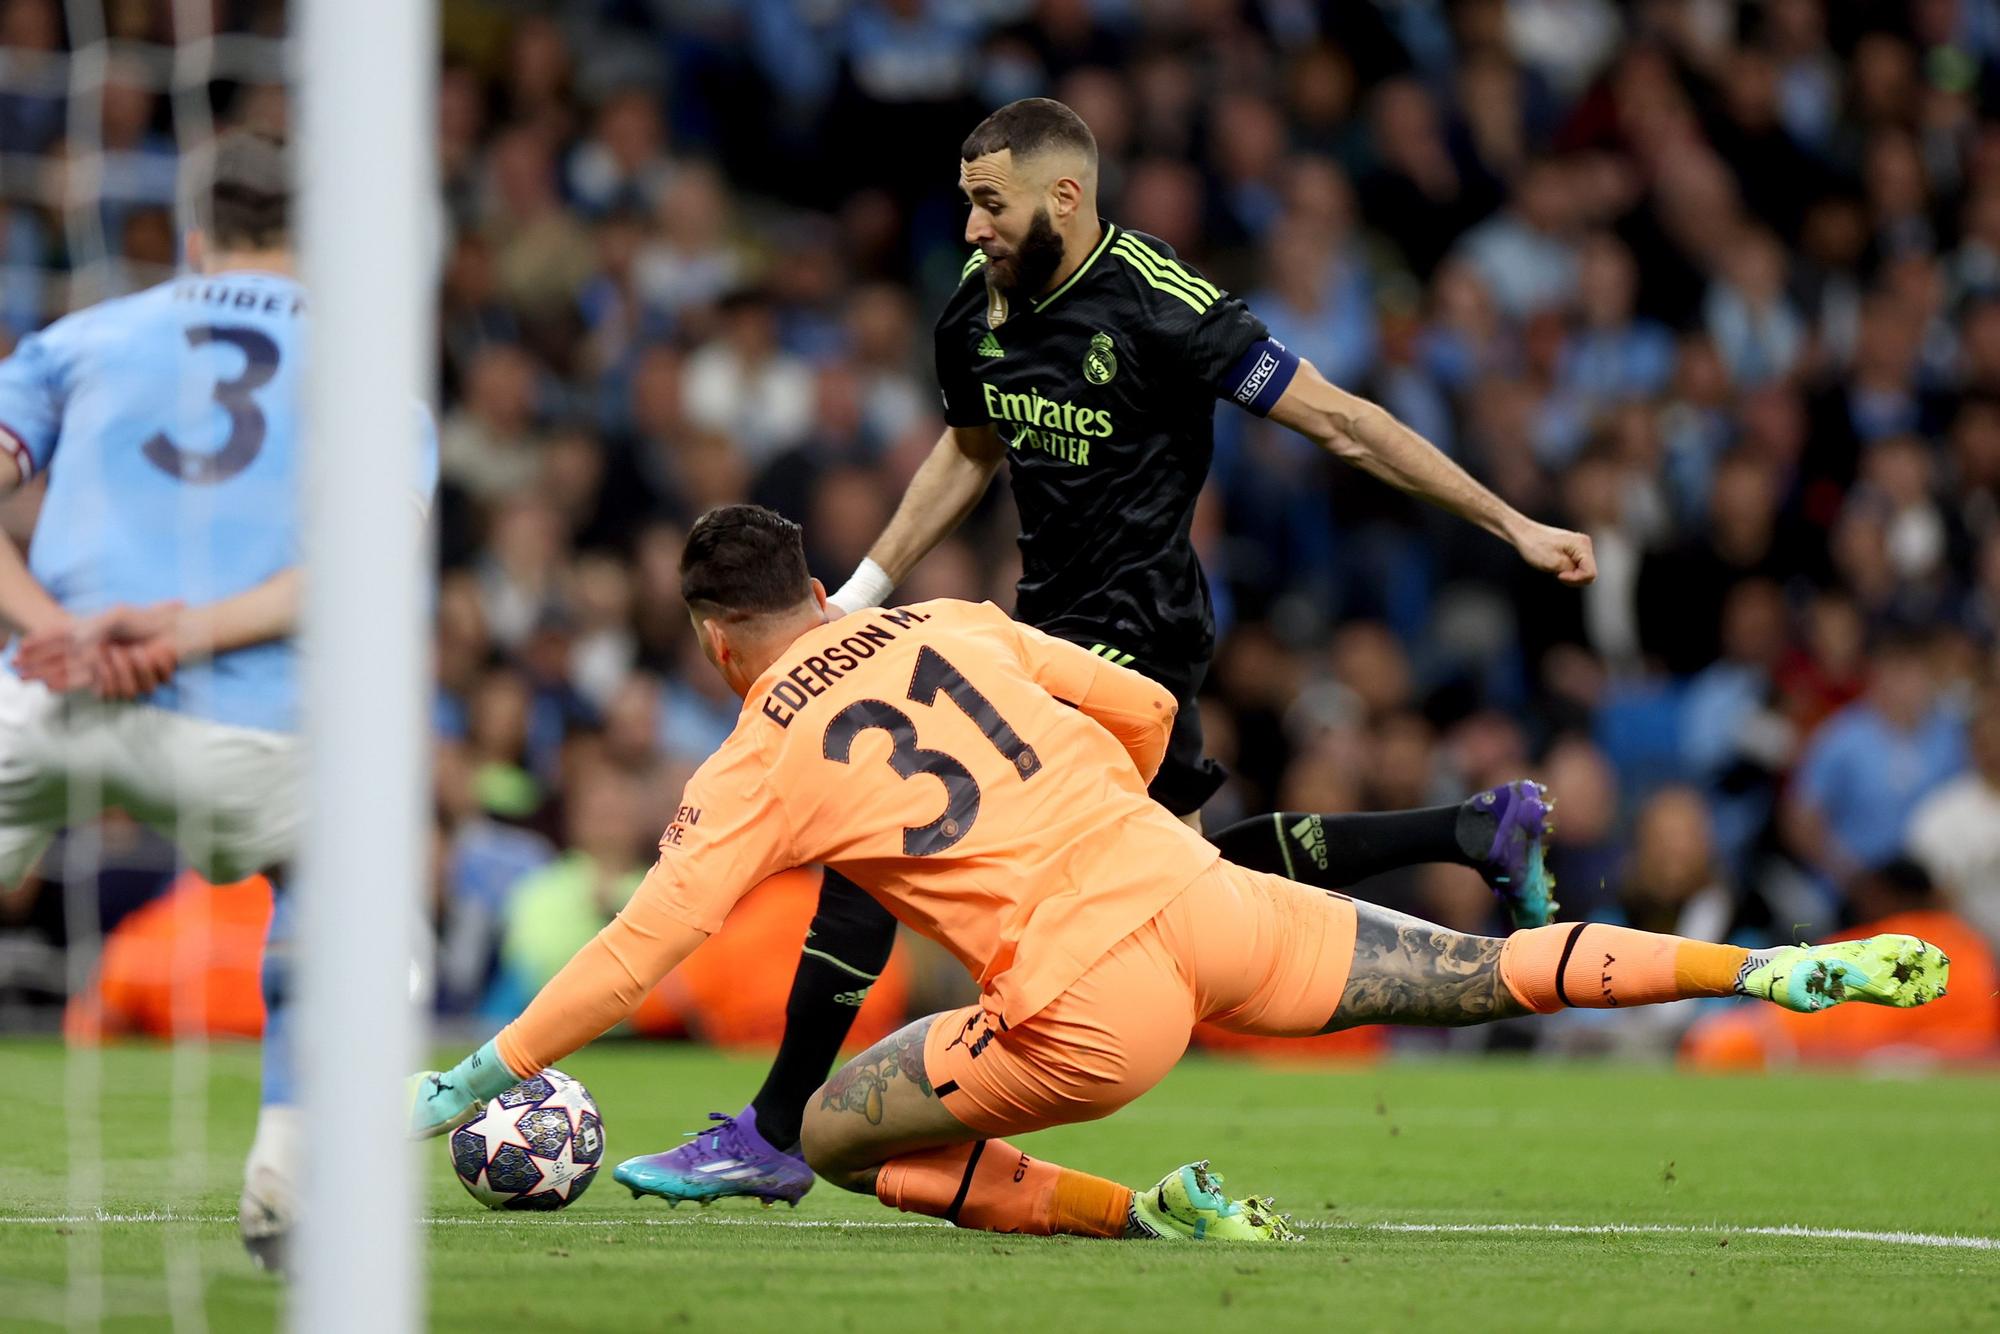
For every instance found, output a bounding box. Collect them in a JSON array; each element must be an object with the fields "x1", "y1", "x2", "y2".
[{"x1": 5, "y1": 0, "x2": 2000, "y2": 1061}]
